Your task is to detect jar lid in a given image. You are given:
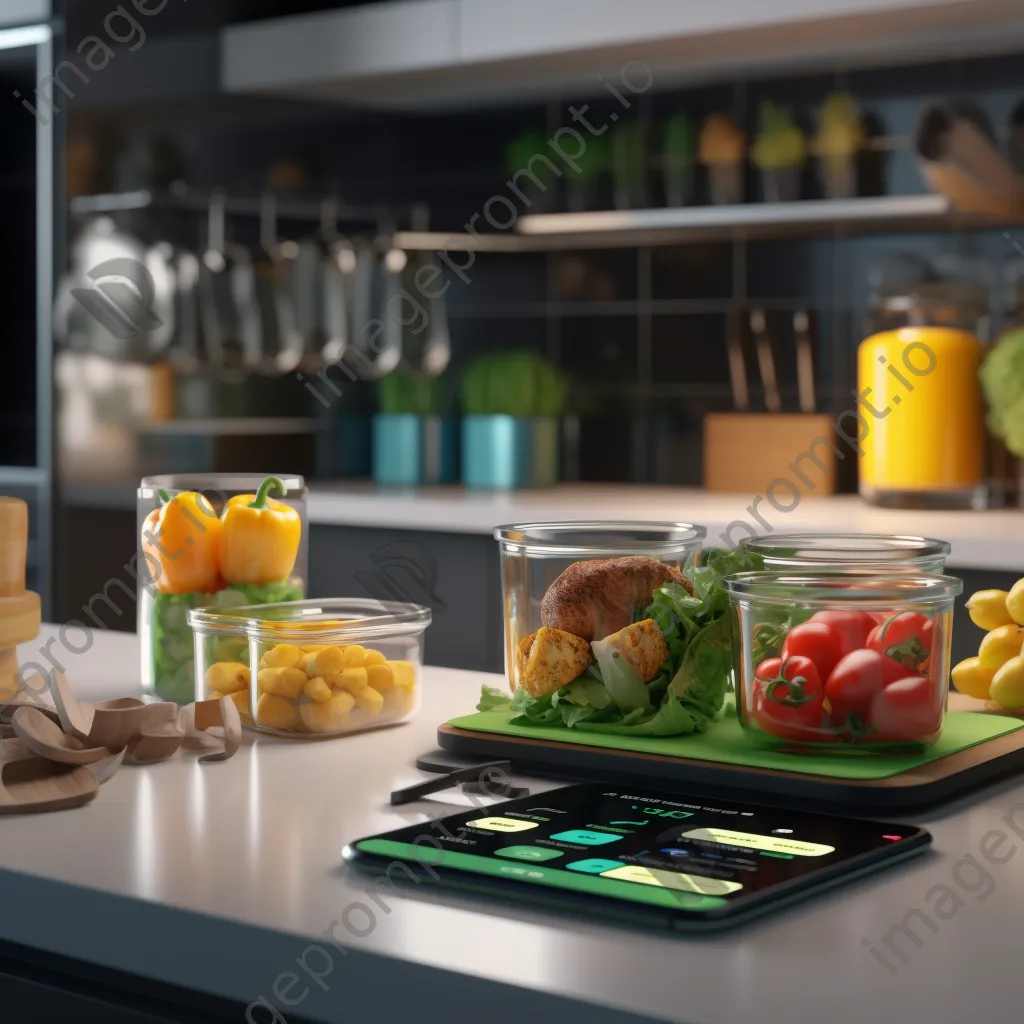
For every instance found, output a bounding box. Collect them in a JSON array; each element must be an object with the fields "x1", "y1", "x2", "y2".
[
  {"x1": 494, "y1": 521, "x2": 707, "y2": 558},
  {"x1": 724, "y1": 570, "x2": 962, "y2": 607},
  {"x1": 139, "y1": 473, "x2": 305, "y2": 499},
  {"x1": 189, "y1": 598, "x2": 431, "y2": 642},
  {"x1": 740, "y1": 533, "x2": 950, "y2": 567}
]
